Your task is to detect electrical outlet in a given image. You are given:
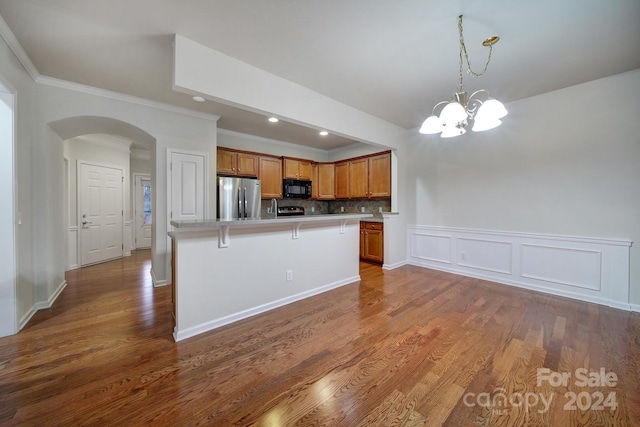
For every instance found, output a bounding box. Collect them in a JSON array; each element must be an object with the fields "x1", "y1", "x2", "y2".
[
  {"x1": 286, "y1": 270, "x2": 293, "y2": 281},
  {"x1": 461, "y1": 252, "x2": 467, "y2": 261},
  {"x1": 361, "y1": 207, "x2": 365, "y2": 213},
  {"x1": 341, "y1": 206, "x2": 345, "y2": 212},
  {"x1": 311, "y1": 206, "x2": 315, "y2": 212}
]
